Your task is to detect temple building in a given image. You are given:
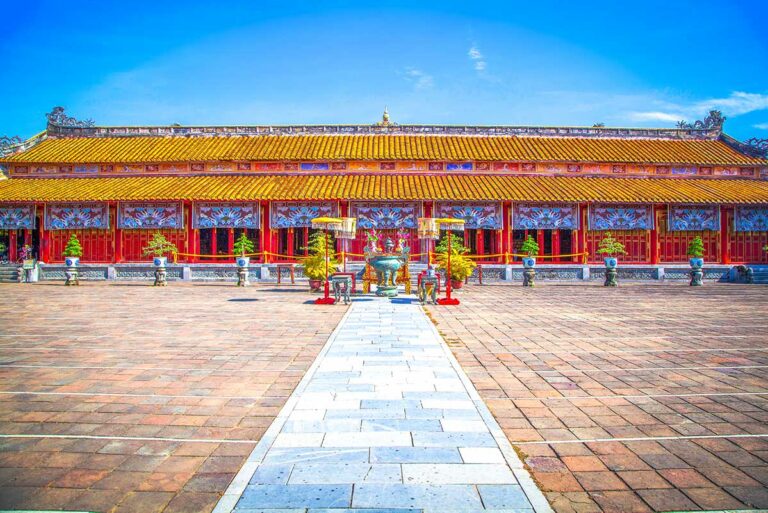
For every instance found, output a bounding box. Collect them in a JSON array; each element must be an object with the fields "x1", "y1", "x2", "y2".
[{"x1": 1, "y1": 108, "x2": 767, "y2": 278}]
